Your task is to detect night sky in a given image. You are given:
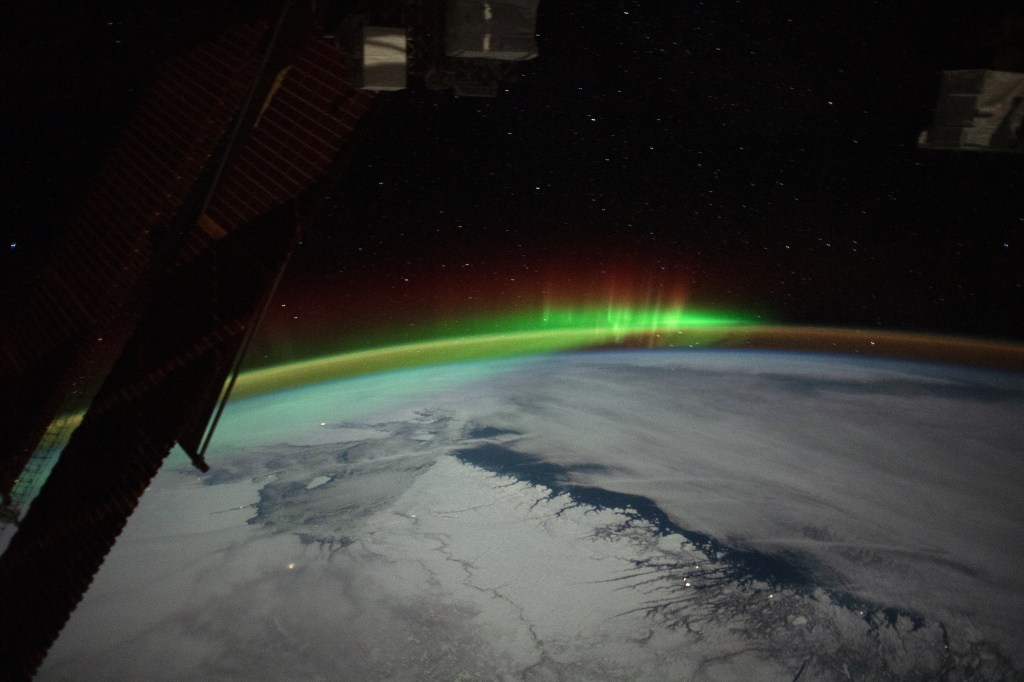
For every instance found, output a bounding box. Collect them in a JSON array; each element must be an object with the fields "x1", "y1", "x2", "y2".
[{"x1": 4, "y1": 2, "x2": 1023, "y2": 367}]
